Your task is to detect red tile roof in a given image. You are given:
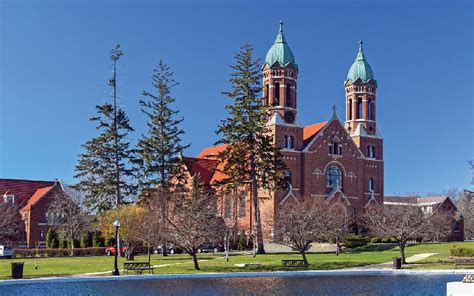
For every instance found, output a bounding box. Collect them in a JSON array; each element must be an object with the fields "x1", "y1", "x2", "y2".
[
  {"x1": 303, "y1": 121, "x2": 328, "y2": 146},
  {"x1": 183, "y1": 157, "x2": 218, "y2": 185},
  {"x1": 197, "y1": 144, "x2": 228, "y2": 160},
  {"x1": 22, "y1": 186, "x2": 54, "y2": 210},
  {"x1": 0, "y1": 179, "x2": 56, "y2": 205}
]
